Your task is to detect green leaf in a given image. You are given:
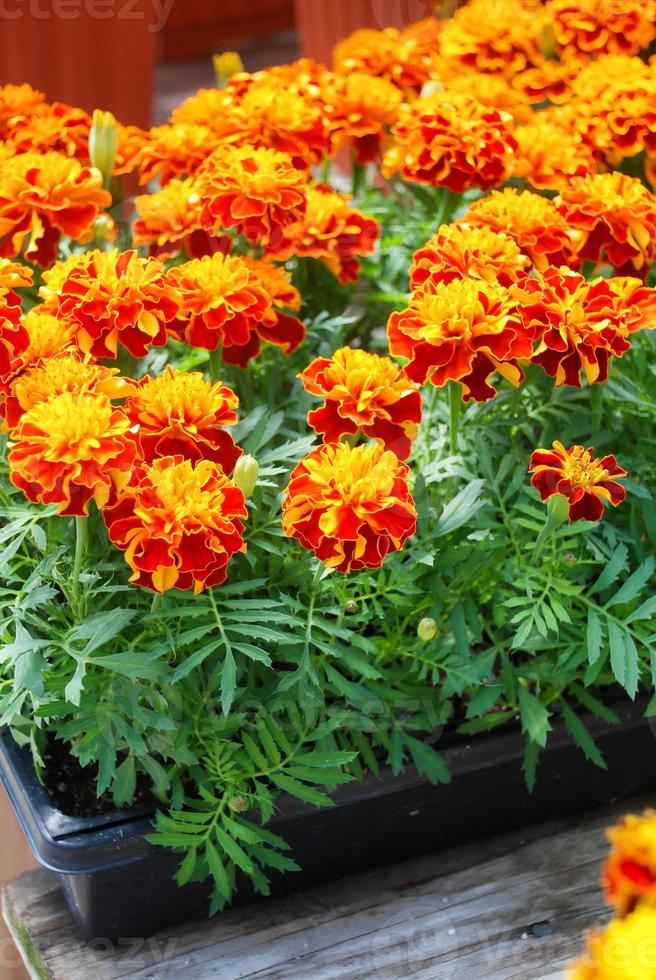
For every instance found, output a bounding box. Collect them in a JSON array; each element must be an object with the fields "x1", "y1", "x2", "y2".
[
  {"x1": 175, "y1": 847, "x2": 197, "y2": 887},
  {"x1": 113, "y1": 754, "x2": 136, "y2": 807},
  {"x1": 518, "y1": 686, "x2": 551, "y2": 748},
  {"x1": 215, "y1": 828, "x2": 254, "y2": 874},
  {"x1": 586, "y1": 609, "x2": 603, "y2": 665},
  {"x1": 205, "y1": 838, "x2": 230, "y2": 893},
  {"x1": 404, "y1": 735, "x2": 451, "y2": 785},
  {"x1": 221, "y1": 649, "x2": 237, "y2": 716},
  {"x1": 69, "y1": 610, "x2": 137, "y2": 653},
  {"x1": 606, "y1": 558, "x2": 655, "y2": 609},
  {"x1": 560, "y1": 702, "x2": 606, "y2": 769},
  {"x1": 591, "y1": 546, "x2": 628, "y2": 594},
  {"x1": 269, "y1": 773, "x2": 333, "y2": 808},
  {"x1": 522, "y1": 740, "x2": 540, "y2": 793},
  {"x1": 434, "y1": 480, "x2": 485, "y2": 537}
]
